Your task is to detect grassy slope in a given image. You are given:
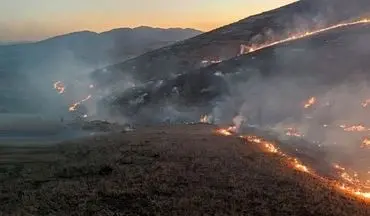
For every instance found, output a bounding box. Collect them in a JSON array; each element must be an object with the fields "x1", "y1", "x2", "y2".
[{"x1": 1, "y1": 124, "x2": 369, "y2": 215}]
